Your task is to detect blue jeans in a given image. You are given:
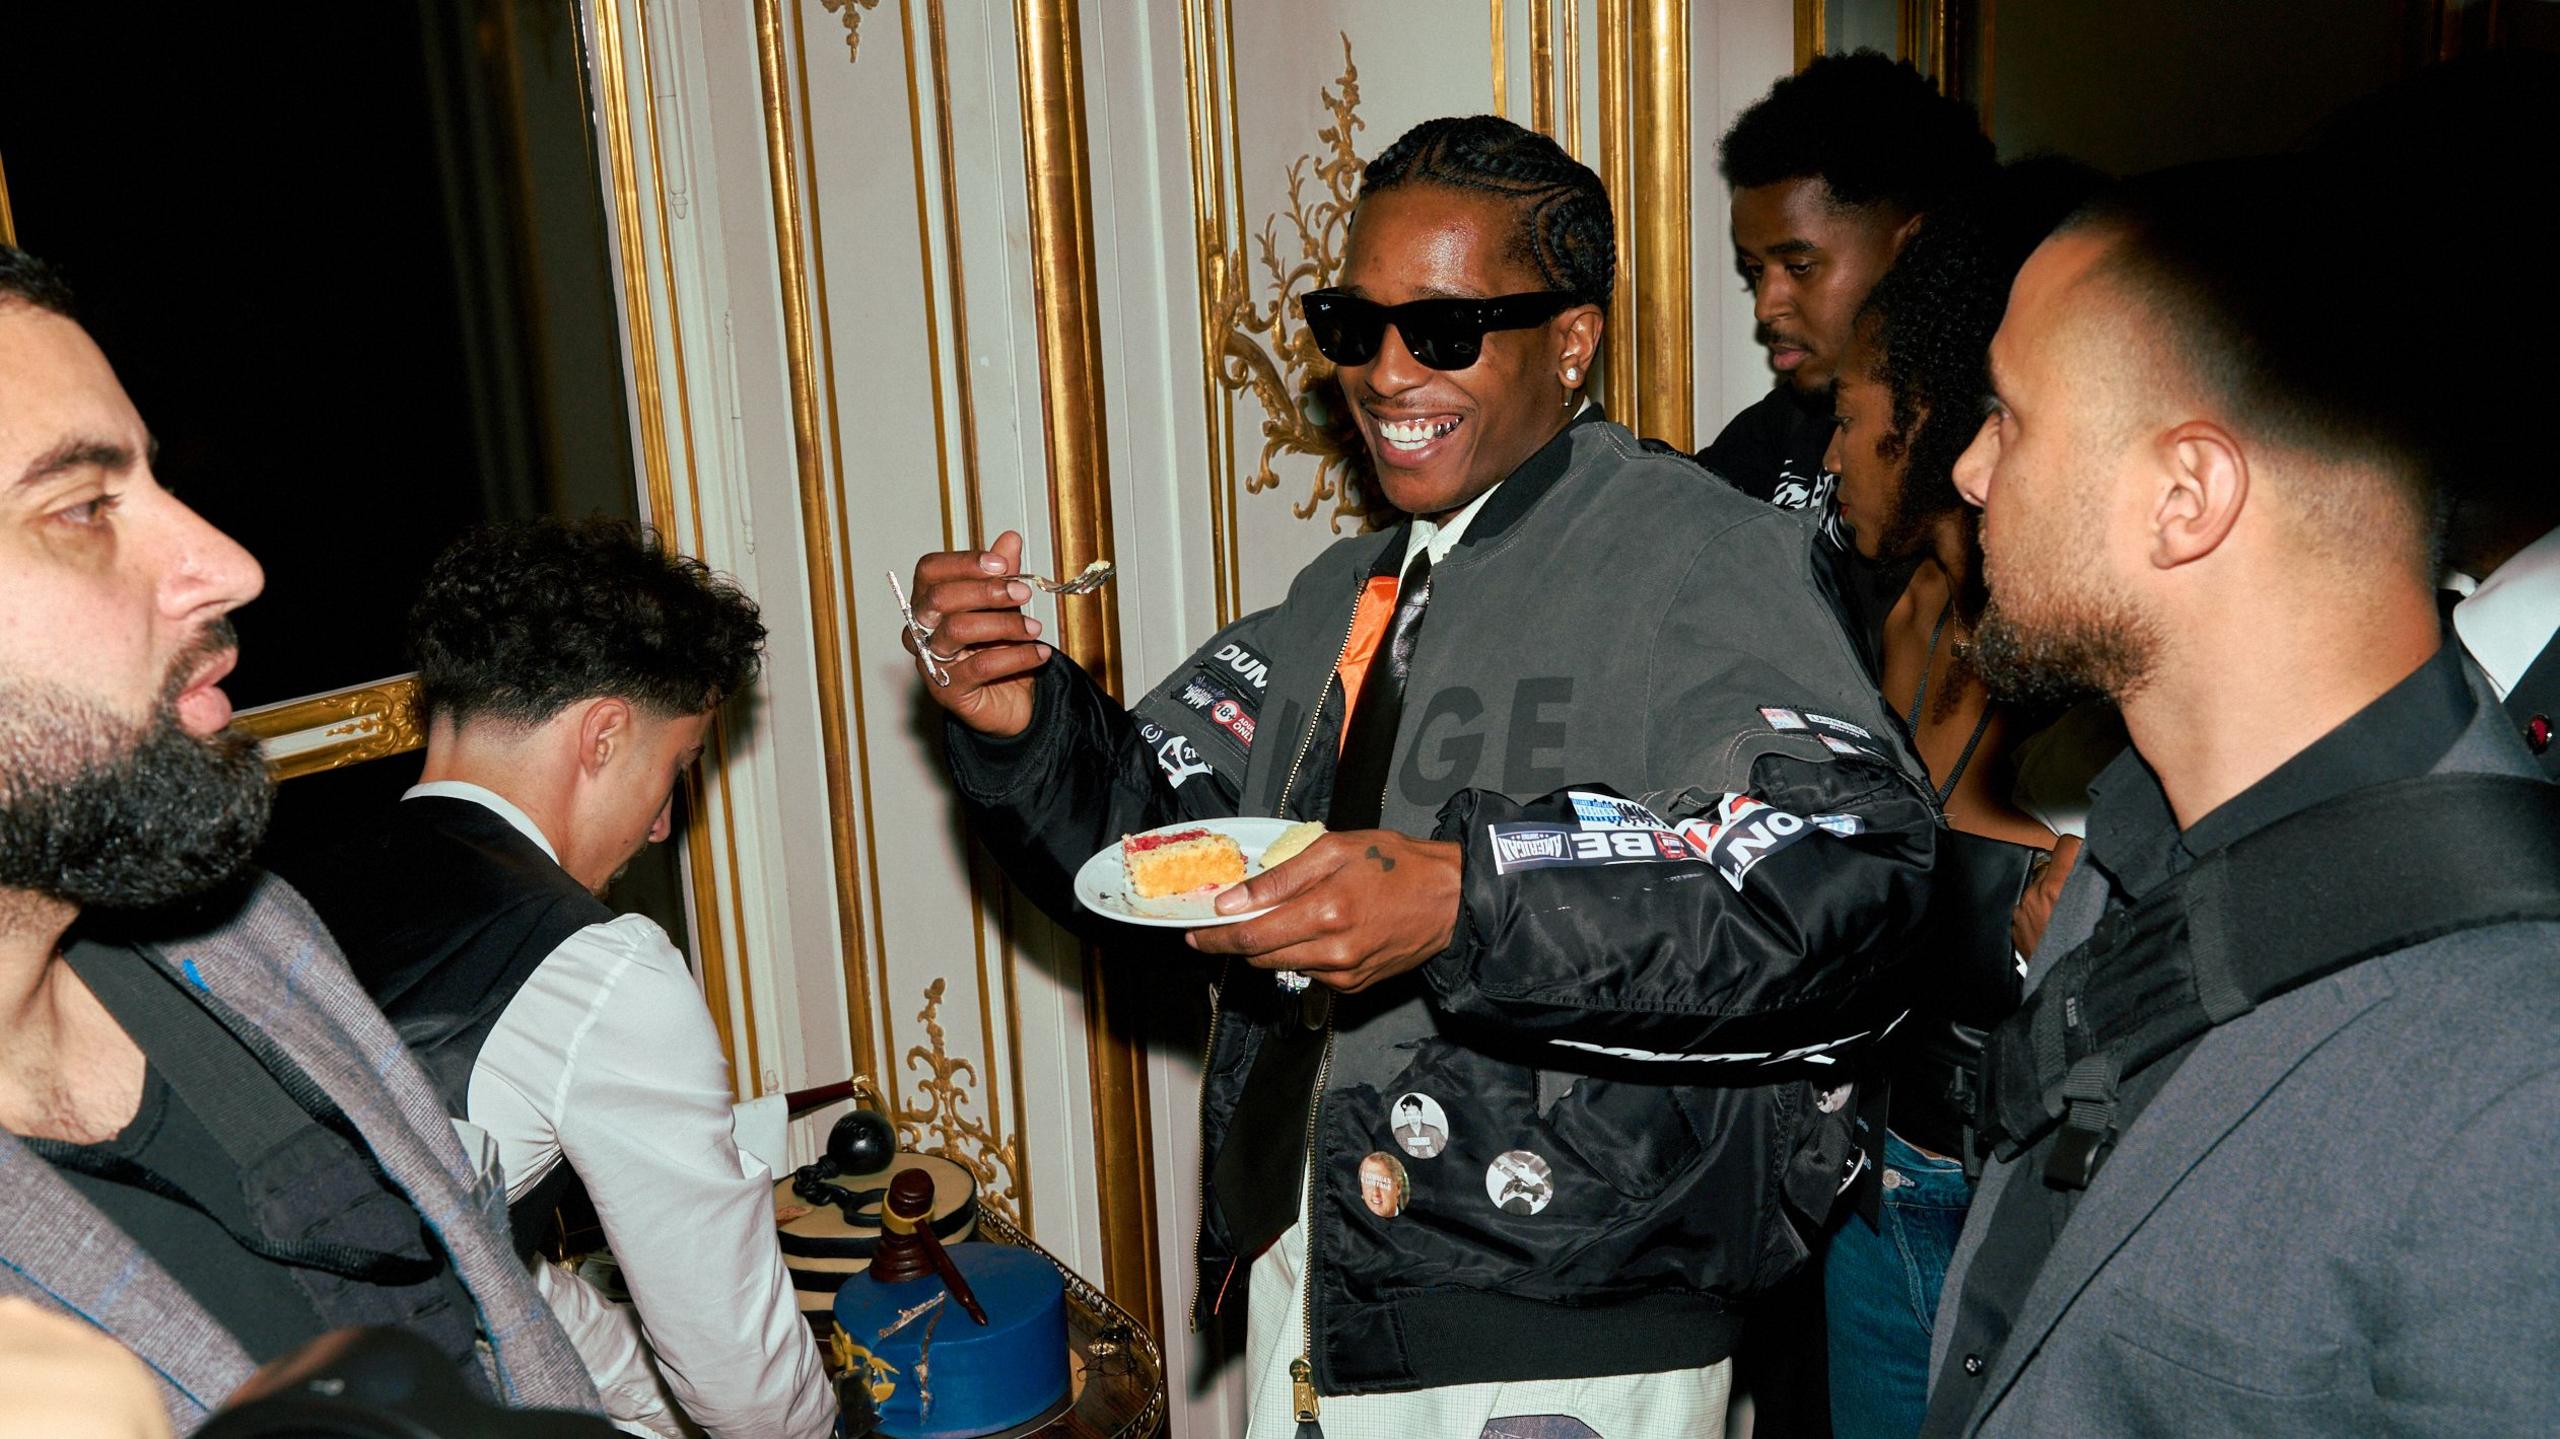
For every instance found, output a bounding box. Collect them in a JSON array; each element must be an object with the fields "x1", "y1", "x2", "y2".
[{"x1": 1824, "y1": 1131, "x2": 1973, "y2": 1438}]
